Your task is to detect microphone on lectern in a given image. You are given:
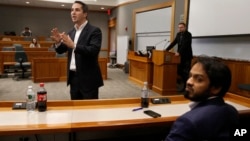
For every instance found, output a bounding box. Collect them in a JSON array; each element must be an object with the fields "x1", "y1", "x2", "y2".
[
  {"x1": 154, "y1": 39, "x2": 168, "y2": 47},
  {"x1": 163, "y1": 40, "x2": 170, "y2": 50}
]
